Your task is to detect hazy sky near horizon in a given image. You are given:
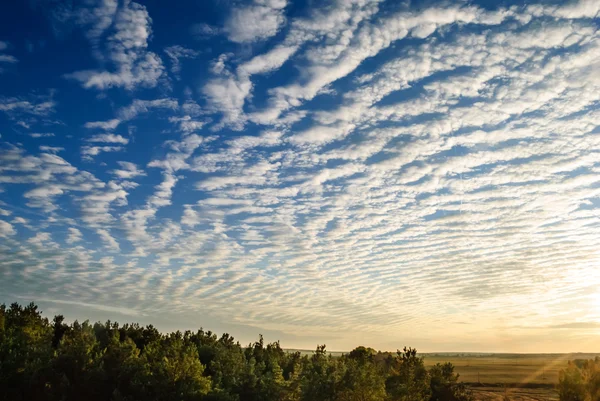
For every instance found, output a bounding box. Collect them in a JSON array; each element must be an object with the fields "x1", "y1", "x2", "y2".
[{"x1": 1, "y1": 0, "x2": 600, "y2": 353}]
